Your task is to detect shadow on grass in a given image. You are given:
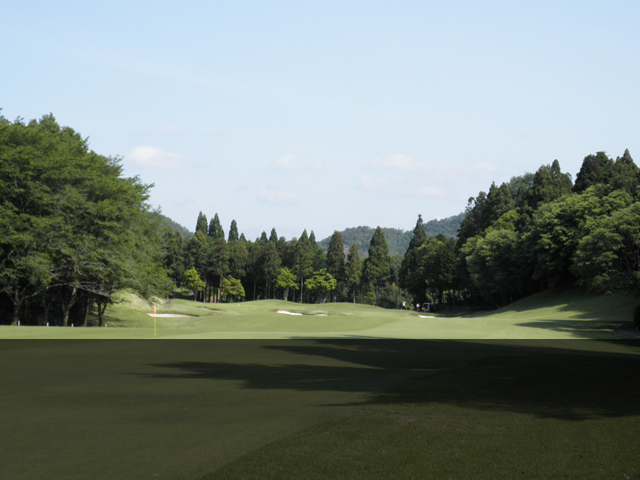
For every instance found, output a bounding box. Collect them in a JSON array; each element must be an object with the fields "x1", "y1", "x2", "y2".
[{"x1": 143, "y1": 339, "x2": 640, "y2": 421}]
